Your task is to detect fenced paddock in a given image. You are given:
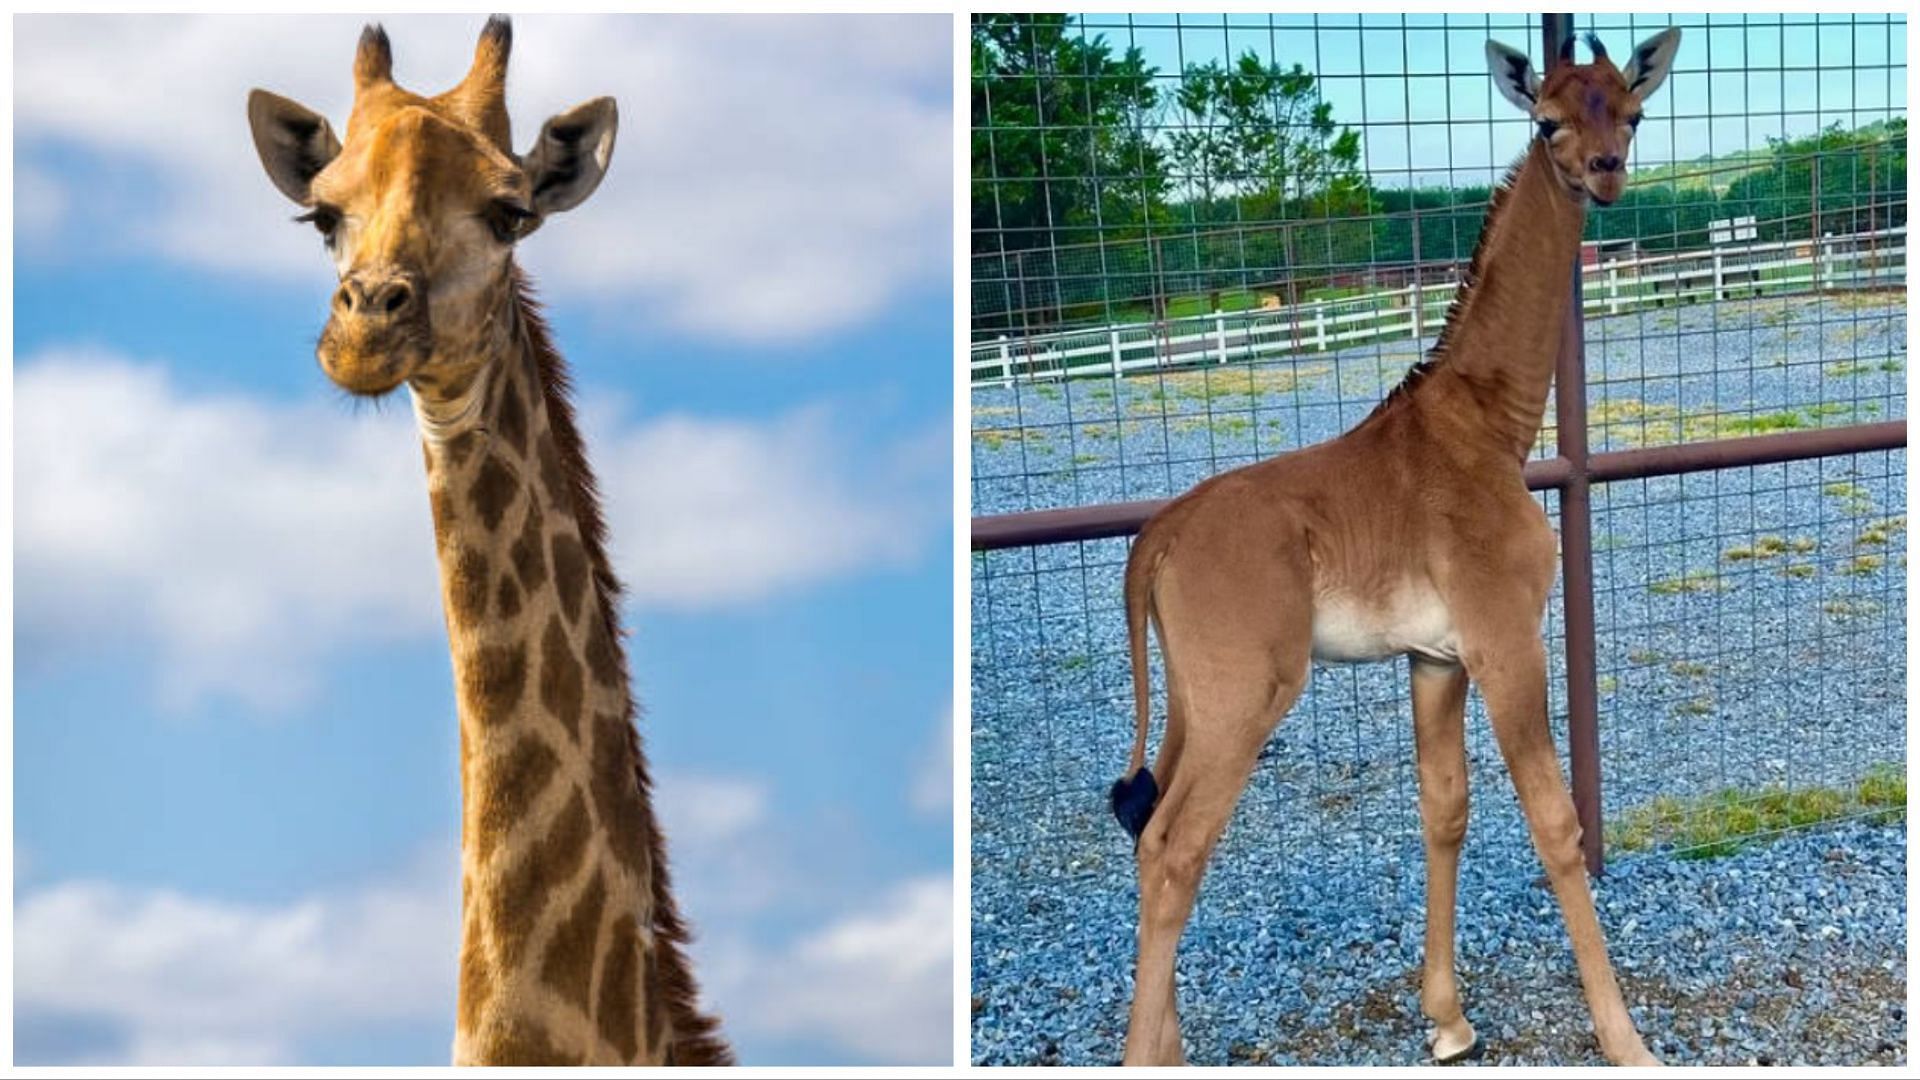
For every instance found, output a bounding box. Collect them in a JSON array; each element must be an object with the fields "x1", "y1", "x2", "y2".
[{"x1": 971, "y1": 12, "x2": 1905, "y2": 1066}]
